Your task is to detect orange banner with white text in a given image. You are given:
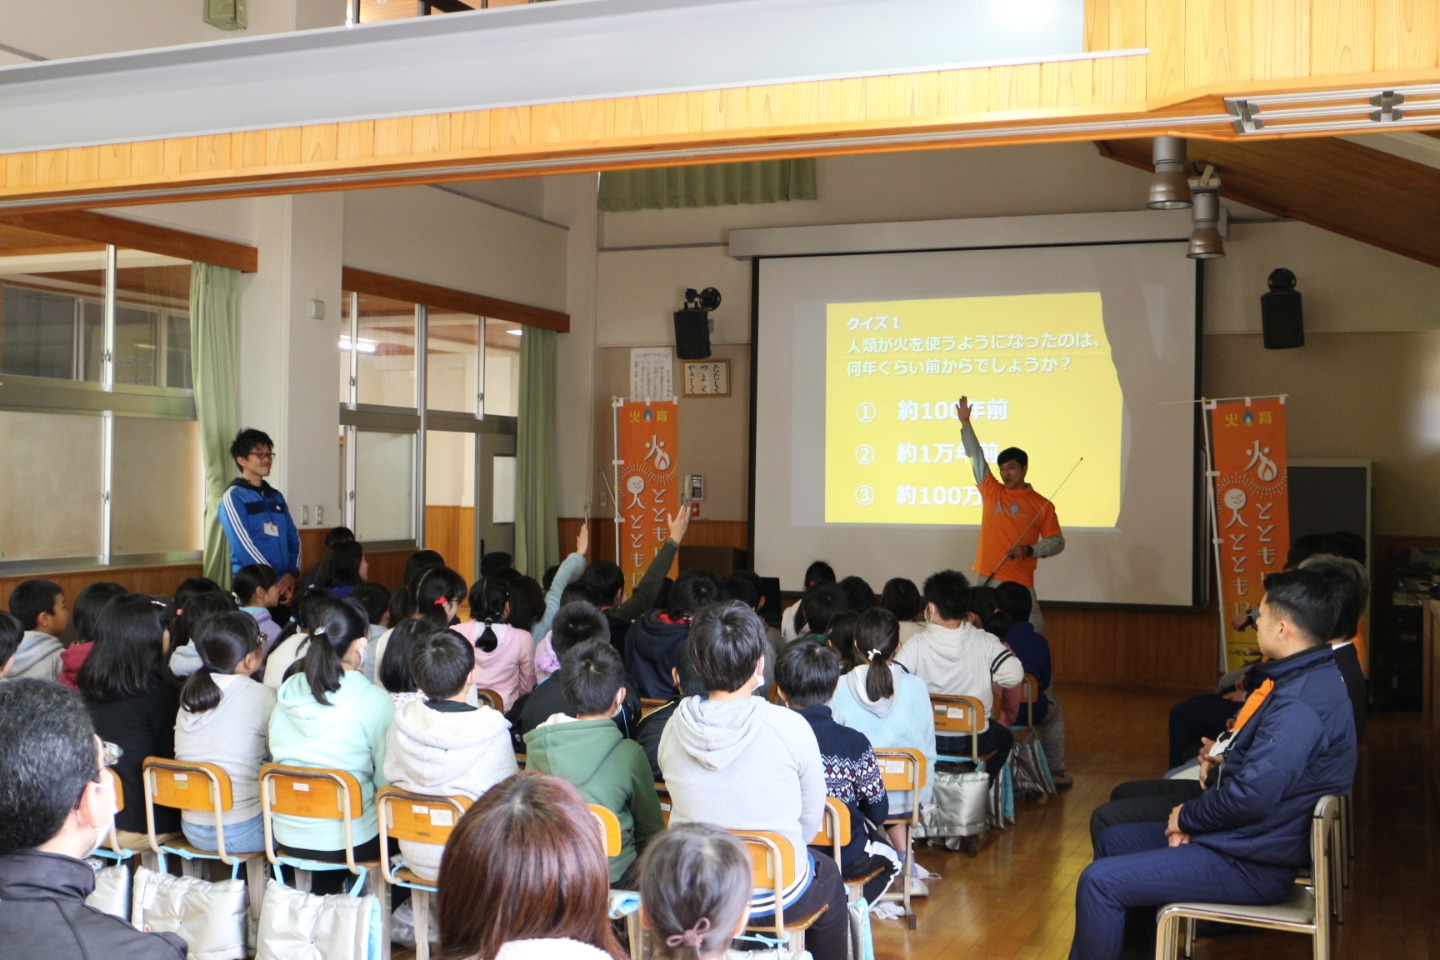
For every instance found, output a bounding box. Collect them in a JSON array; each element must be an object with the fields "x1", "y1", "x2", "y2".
[
  {"x1": 616, "y1": 400, "x2": 680, "y2": 589},
  {"x1": 1210, "y1": 398, "x2": 1290, "y2": 673}
]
